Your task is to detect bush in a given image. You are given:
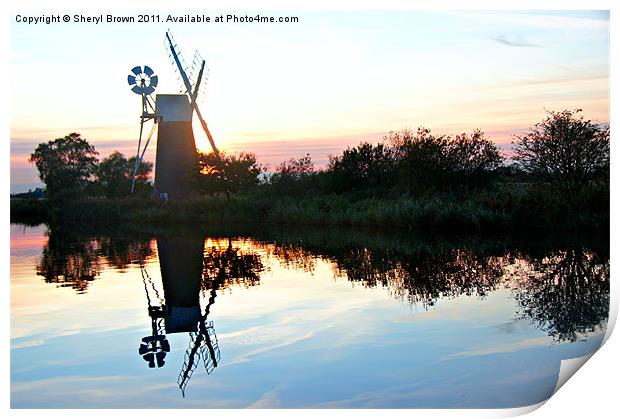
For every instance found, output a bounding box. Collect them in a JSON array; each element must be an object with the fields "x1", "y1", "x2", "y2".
[
  {"x1": 514, "y1": 109, "x2": 610, "y2": 193},
  {"x1": 94, "y1": 151, "x2": 153, "y2": 198},
  {"x1": 323, "y1": 128, "x2": 503, "y2": 195},
  {"x1": 327, "y1": 142, "x2": 396, "y2": 193},
  {"x1": 193, "y1": 151, "x2": 264, "y2": 196},
  {"x1": 269, "y1": 154, "x2": 317, "y2": 197}
]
